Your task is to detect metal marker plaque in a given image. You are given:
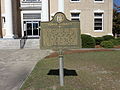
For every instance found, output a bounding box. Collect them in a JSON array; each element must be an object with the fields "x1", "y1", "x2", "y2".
[{"x1": 40, "y1": 12, "x2": 81, "y2": 50}]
